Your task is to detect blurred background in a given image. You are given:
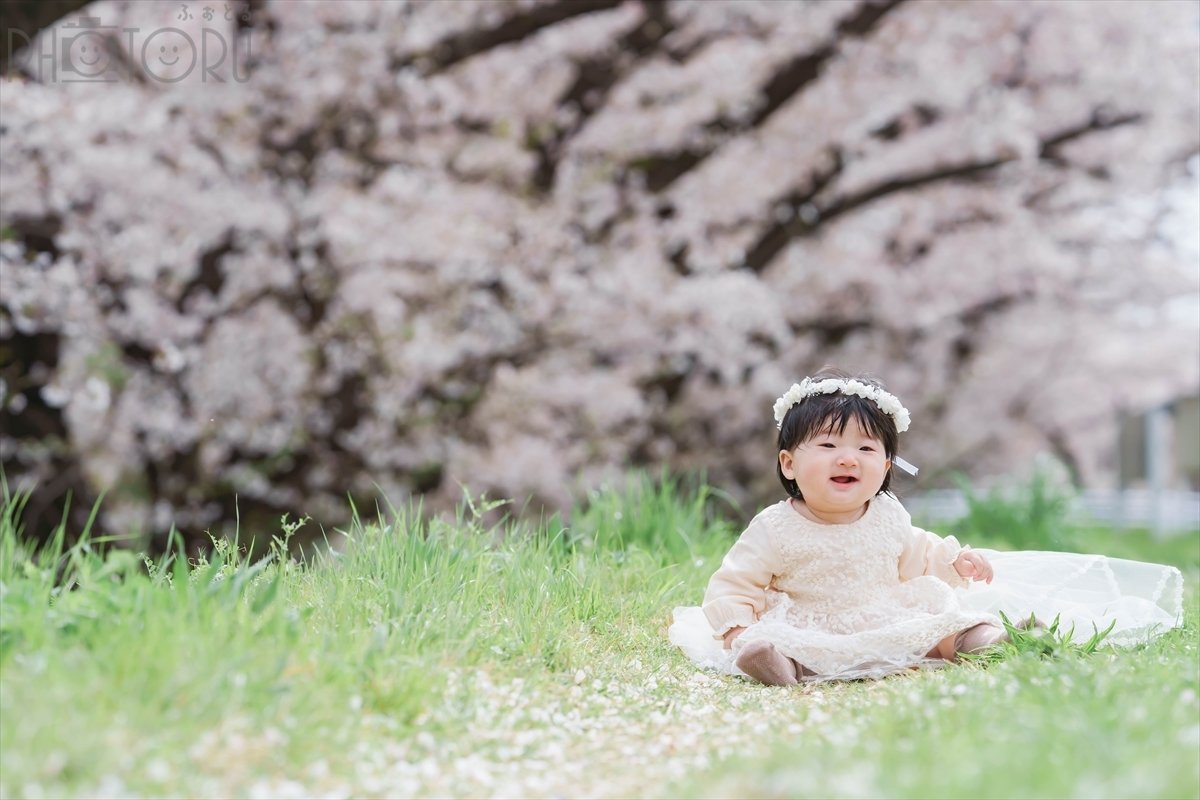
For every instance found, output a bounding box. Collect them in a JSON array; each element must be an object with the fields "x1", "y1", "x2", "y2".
[{"x1": 1, "y1": 0, "x2": 1198, "y2": 550}]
